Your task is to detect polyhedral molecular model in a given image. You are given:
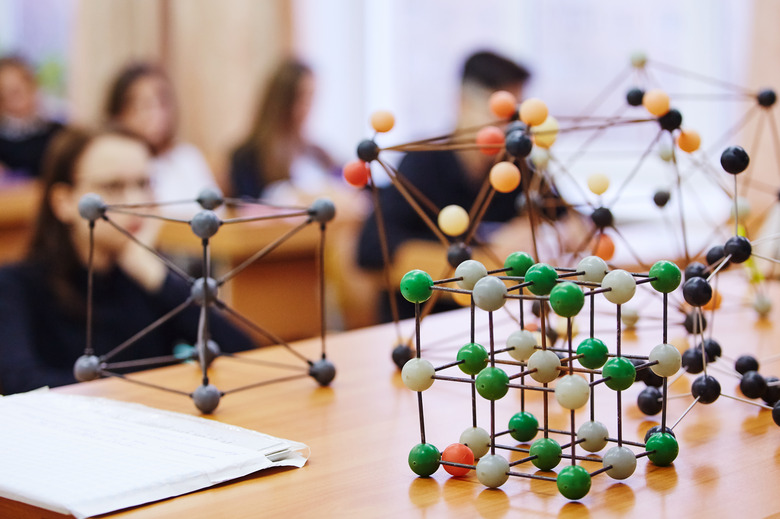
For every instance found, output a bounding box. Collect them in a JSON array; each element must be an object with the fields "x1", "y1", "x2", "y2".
[{"x1": 72, "y1": 188, "x2": 337, "y2": 413}]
